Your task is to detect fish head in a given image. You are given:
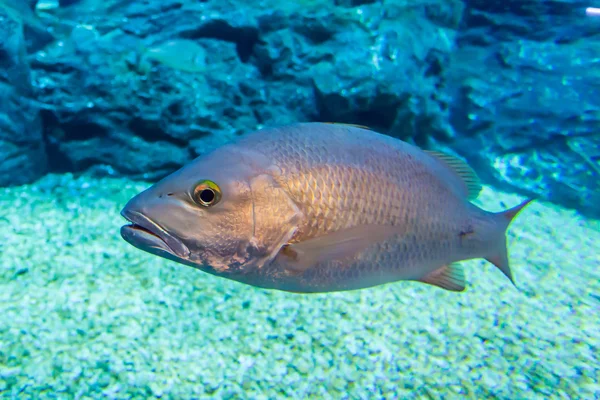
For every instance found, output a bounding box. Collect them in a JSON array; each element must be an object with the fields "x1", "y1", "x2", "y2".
[{"x1": 120, "y1": 144, "x2": 302, "y2": 278}]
